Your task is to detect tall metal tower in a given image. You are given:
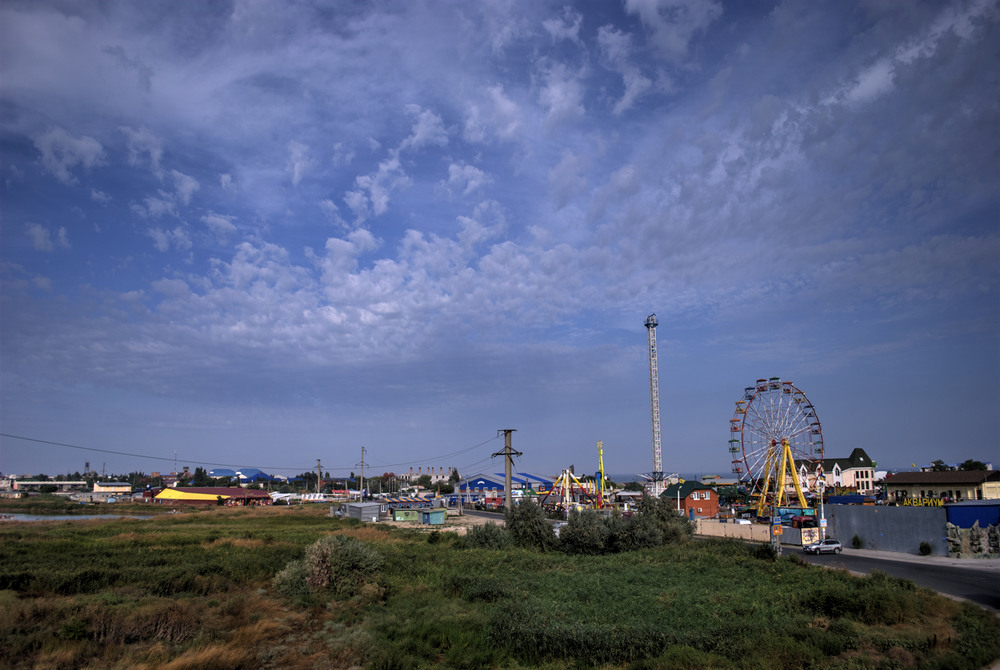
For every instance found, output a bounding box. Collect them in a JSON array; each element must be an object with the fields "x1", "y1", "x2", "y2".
[{"x1": 645, "y1": 314, "x2": 664, "y2": 497}]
